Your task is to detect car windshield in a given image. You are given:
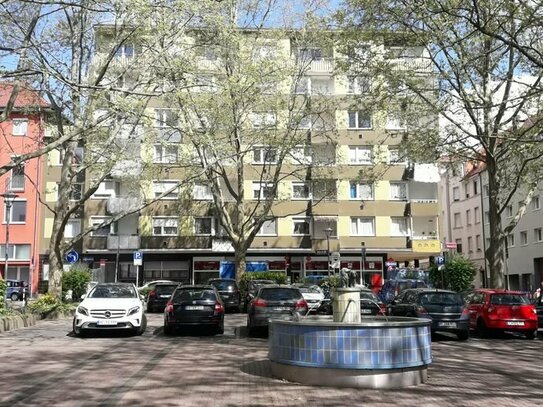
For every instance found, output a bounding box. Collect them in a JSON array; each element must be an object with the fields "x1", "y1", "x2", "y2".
[
  {"x1": 90, "y1": 285, "x2": 137, "y2": 298},
  {"x1": 360, "y1": 291, "x2": 380, "y2": 302},
  {"x1": 420, "y1": 292, "x2": 463, "y2": 306},
  {"x1": 173, "y1": 289, "x2": 216, "y2": 302},
  {"x1": 298, "y1": 286, "x2": 322, "y2": 294},
  {"x1": 490, "y1": 294, "x2": 530, "y2": 305},
  {"x1": 259, "y1": 288, "x2": 302, "y2": 301},
  {"x1": 155, "y1": 285, "x2": 177, "y2": 295},
  {"x1": 209, "y1": 280, "x2": 236, "y2": 291}
]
